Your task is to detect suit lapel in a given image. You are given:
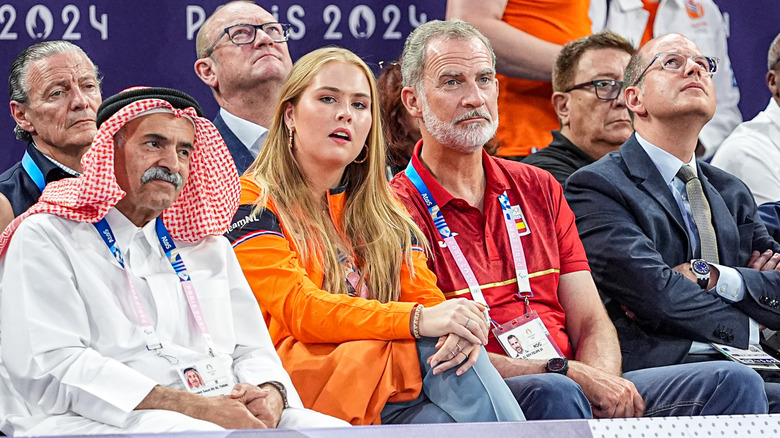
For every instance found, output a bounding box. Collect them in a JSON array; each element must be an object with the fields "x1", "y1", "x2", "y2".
[
  {"x1": 213, "y1": 112, "x2": 255, "y2": 175},
  {"x1": 621, "y1": 135, "x2": 690, "y2": 245}
]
